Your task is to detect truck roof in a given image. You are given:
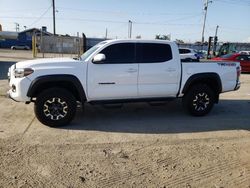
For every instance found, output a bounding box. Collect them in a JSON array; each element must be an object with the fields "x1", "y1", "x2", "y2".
[{"x1": 104, "y1": 39, "x2": 174, "y2": 44}]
